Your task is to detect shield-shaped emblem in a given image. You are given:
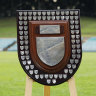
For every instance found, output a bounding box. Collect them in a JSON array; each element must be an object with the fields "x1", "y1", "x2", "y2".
[
  {"x1": 29, "y1": 21, "x2": 71, "y2": 73},
  {"x1": 17, "y1": 10, "x2": 82, "y2": 85}
]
